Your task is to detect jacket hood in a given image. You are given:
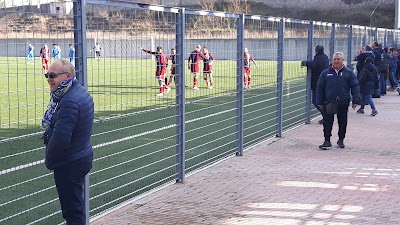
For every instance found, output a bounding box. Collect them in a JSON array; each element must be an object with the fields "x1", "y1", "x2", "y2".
[{"x1": 364, "y1": 62, "x2": 376, "y2": 71}]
